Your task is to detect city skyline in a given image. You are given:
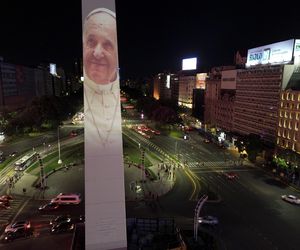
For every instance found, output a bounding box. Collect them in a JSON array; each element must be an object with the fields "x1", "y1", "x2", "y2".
[{"x1": 0, "y1": 0, "x2": 300, "y2": 77}]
